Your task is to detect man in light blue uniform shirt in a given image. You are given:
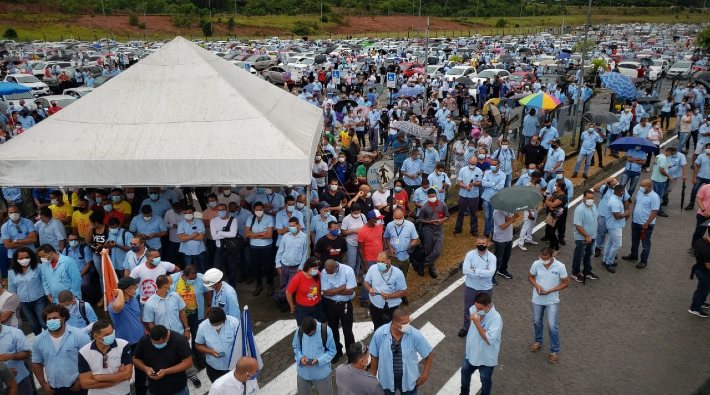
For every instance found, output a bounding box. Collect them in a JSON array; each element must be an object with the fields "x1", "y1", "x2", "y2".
[
  {"x1": 543, "y1": 140, "x2": 565, "y2": 180},
  {"x1": 687, "y1": 143, "x2": 710, "y2": 210},
  {"x1": 456, "y1": 157, "x2": 484, "y2": 236},
  {"x1": 58, "y1": 290, "x2": 98, "y2": 333},
  {"x1": 573, "y1": 124, "x2": 604, "y2": 178},
  {"x1": 37, "y1": 244, "x2": 82, "y2": 303},
  {"x1": 459, "y1": 237, "x2": 495, "y2": 337},
  {"x1": 383, "y1": 209, "x2": 419, "y2": 278},
  {"x1": 427, "y1": 163, "x2": 450, "y2": 202},
  {"x1": 311, "y1": 202, "x2": 337, "y2": 244},
  {"x1": 1, "y1": 206, "x2": 37, "y2": 259},
  {"x1": 203, "y1": 268, "x2": 240, "y2": 319},
  {"x1": 369, "y1": 308, "x2": 433, "y2": 395},
  {"x1": 411, "y1": 179, "x2": 430, "y2": 216},
  {"x1": 177, "y1": 206, "x2": 207, "y2": 272},
  {"x1": 481, "y1": 161, "x2": 506, "y2": 238},
  {"x1": 34, "y1": 207, "x2": 67, "y2": 252},
  {"x1": 247, "y1": 188, "x2": 284, "y2": 216},
  {"x1": 107, "y1": 218, "x2": 132, "y2": 274},
  {"x1": 292, "y1": 317, "x2": 336, "y2": 395},
  {"x1": 401, "y1": 151, "x2": 424, "y2": 189},
  {"x1": 0, "y1": 323, "x2": 32, "y2": 394},
  {"x1": 620, "y1": 146, "x2": 647, "y2": 194},
  {"x1": 538, "y1": 120, "x2": 559, "y2": 151},
  {"x1": 527, "y1": 248, "x2": 569, "y2": 363},
  {"x1": 593, "y1": 177, "x2": 629, "y2": 257},
  {"x1": 363, "y1": 252, "x2": 408, "y2": 331},
  {"x1": 522, "y1": 109, "x2": 539, "y2": 147},
  {"x1": 571, "y1": 190, "x2": 599, "y2": 282},
  {"x1": 602, "y1": 185, "x2": 630, "y2": 272},
  {"x1": 141, "y1": 189, "x2": 172, "y2": 219},
  {"x1": 460, "y1": 293, "x2": 502, "y2": 395},
  {"x1": 491, "y1": 139, "x2": 515, "y2": 187},
  {"x1": 421, "y1": 141, "x2": 440, "y2": 176},
  {"x1": 321, "y1": 259, "x2": 357, "y2": 362},
  {"x1": 195, "y1": 307, "x2": 241, "y2": 382},
  {"x1": 142, "y1": 275, "x2": 188, "y2": 336},
  {"x1": 32, "y1": 304, "x2": 91, "y2": 395},
  {"x1": 621, "y1": 179, "x2": 660, "y2": 269},
  {"x1": 275, "y1": 196, "x2": 304, "y2": 247},
  {"x1": 129, "y1": 205, "x2": 168, "y2": 251},
  {"x1": 664, "y1": 146, "x2": 687, "y2": 205}
]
